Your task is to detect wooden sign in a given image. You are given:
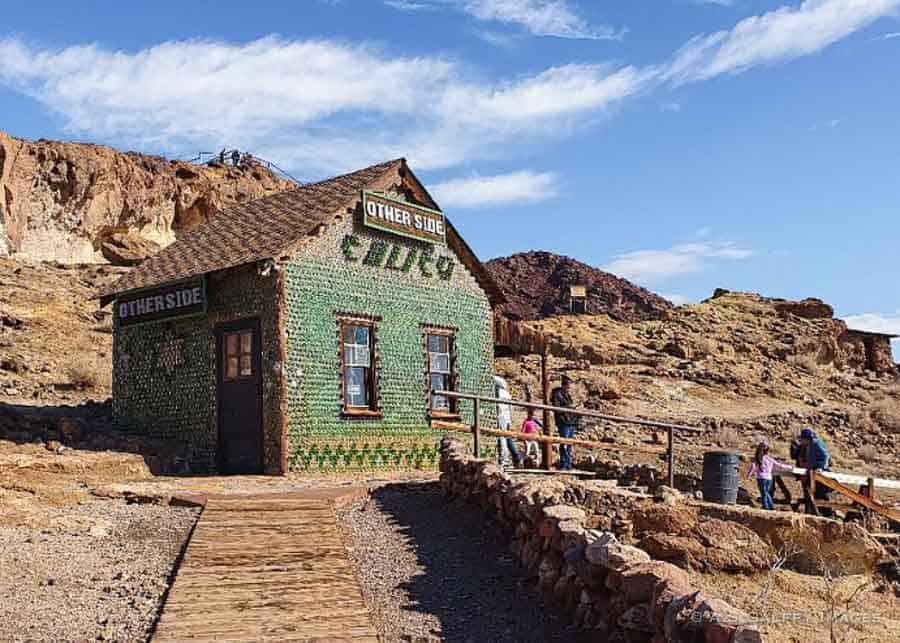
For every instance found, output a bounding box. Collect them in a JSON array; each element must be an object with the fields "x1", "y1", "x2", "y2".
[
  {"x1": 362, "y1": 191, "x2": 446, "y2": 245},
  {"x1": 116, "y1": 277, "x2": 207, "y2": 328}
]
